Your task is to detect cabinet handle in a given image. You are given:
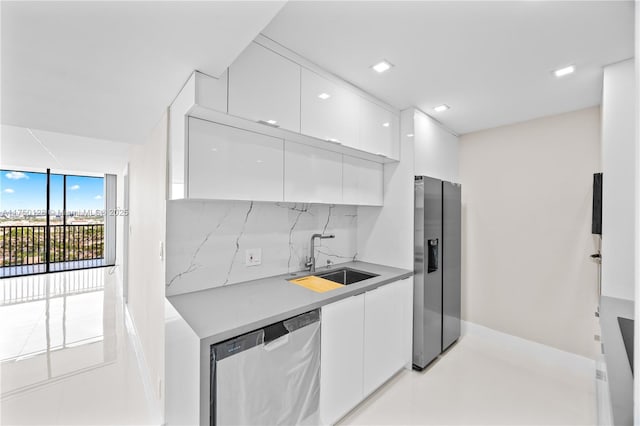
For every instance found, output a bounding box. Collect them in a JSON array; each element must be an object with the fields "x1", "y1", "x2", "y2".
[{"x1": 257, "y1": 120, "x2": 280, "y2": 128}]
